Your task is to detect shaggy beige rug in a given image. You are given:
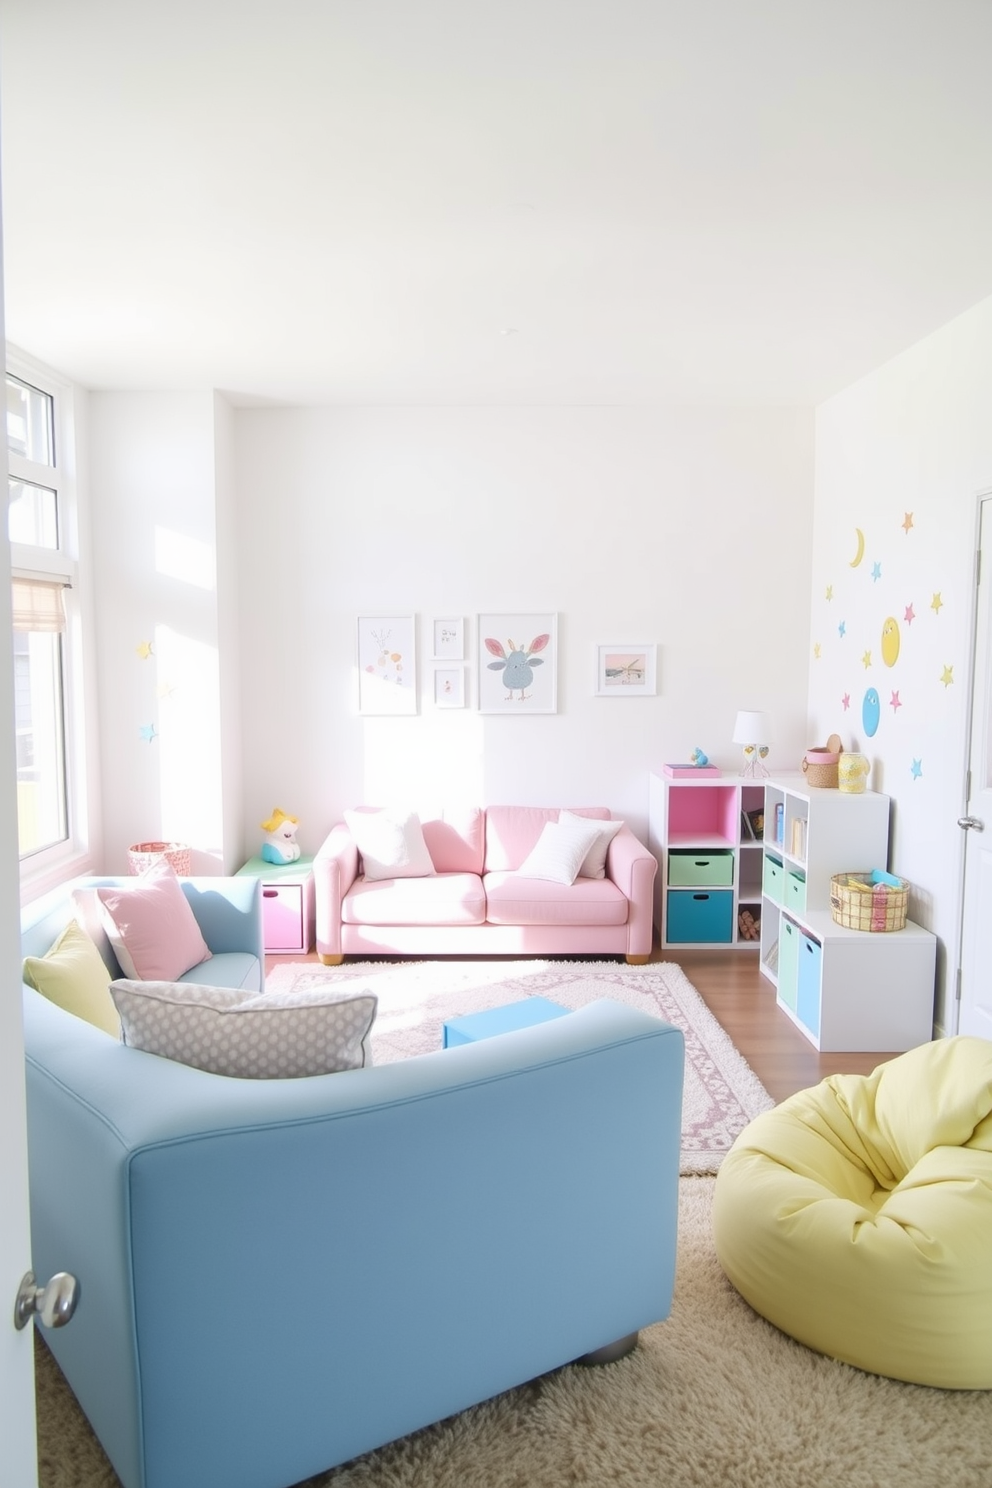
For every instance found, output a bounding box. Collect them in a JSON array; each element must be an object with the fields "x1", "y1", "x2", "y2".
[
  {"x1": 36, "y1": 1180, "x2": 992, "y2": 1488},
  {"x1": 265, "y1": 958, "x2": 775, "y2": 1174}
]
